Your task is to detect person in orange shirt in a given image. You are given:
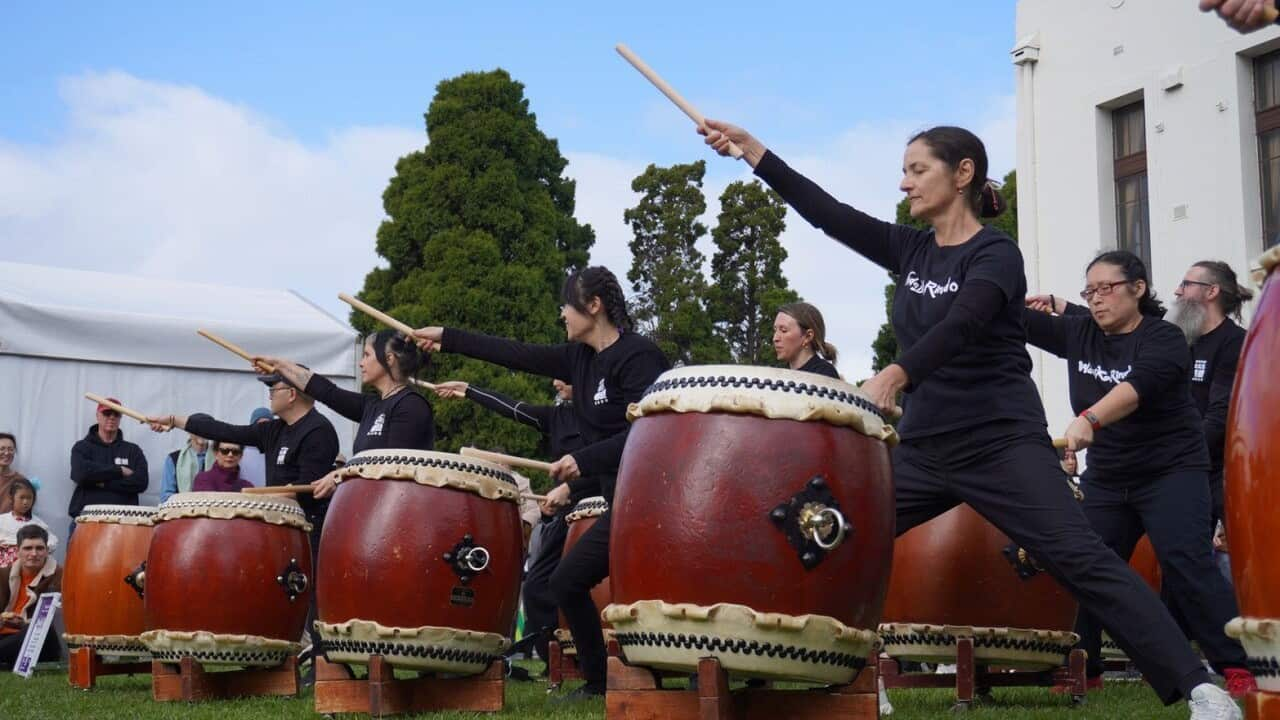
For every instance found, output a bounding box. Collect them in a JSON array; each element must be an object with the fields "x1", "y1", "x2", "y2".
[{"x1": 0, "y1": 524, "x2": 62, "y2": 669}]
